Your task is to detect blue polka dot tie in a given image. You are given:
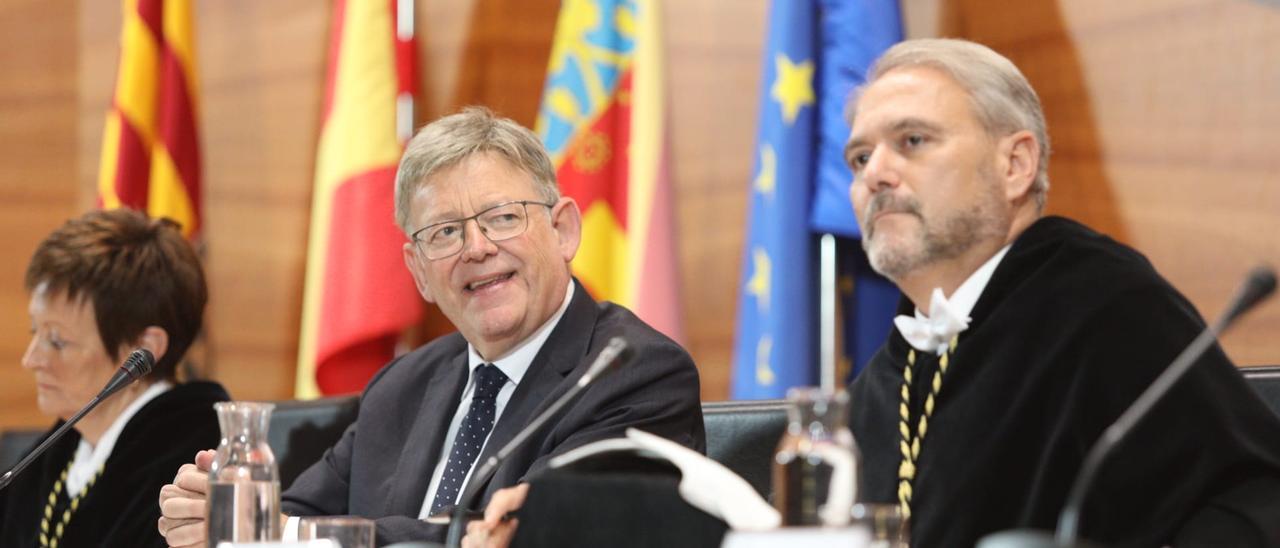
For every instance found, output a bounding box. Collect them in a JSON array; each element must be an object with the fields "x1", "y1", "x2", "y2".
[{"x1": 429, "y1": 363, "x2": 508, "y2": 515}]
